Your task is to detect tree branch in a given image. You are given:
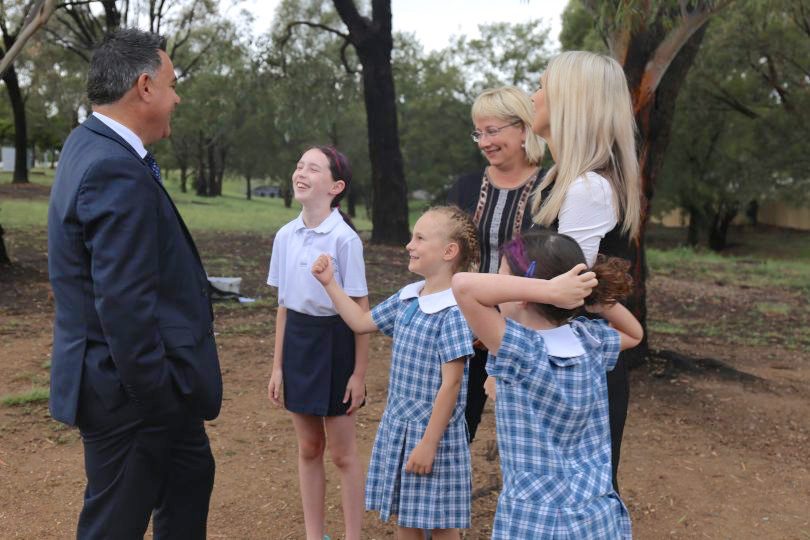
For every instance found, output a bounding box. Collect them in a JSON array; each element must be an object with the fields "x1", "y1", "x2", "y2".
[
  {"x1": 276, "y1": 20, "x2": 354, "y2": 75},
  {"x1": 634, "y1": 2, "x2": 730, "y2": 114},
  {"x1": 0, "y1": 0, "x2": 58, "y2": 77}
]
